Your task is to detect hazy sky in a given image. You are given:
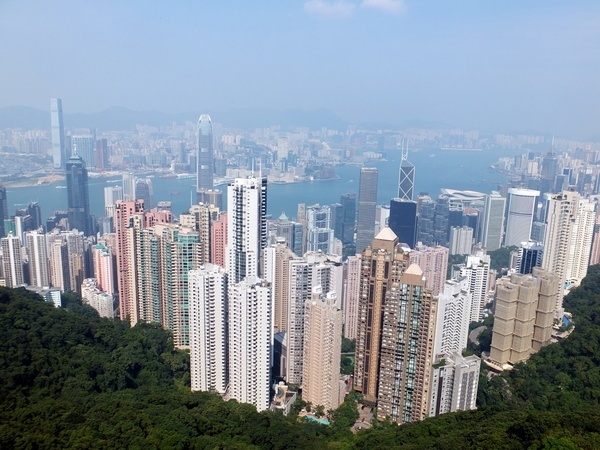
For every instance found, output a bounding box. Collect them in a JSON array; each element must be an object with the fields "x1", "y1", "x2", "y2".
[{"x1": 1, "y1": 1, "x2": 599, "y2": 137}]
